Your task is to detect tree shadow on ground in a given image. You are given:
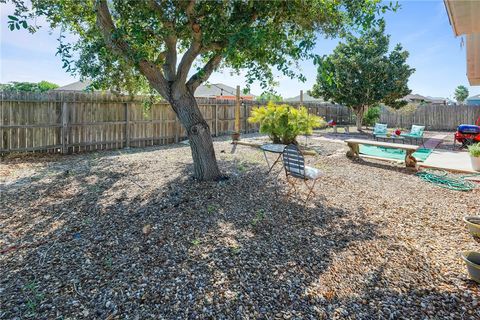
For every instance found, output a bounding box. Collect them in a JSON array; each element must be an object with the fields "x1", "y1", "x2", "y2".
[
  {"x1": 0, "y1": 156, "x2": 476, "y2": 319},
  {"x1": 317, "y1": 263, "x2": 480, "y2": 319},
  {"x1": 0, "y1": 142, "x2": 192, "y2": 166}
]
